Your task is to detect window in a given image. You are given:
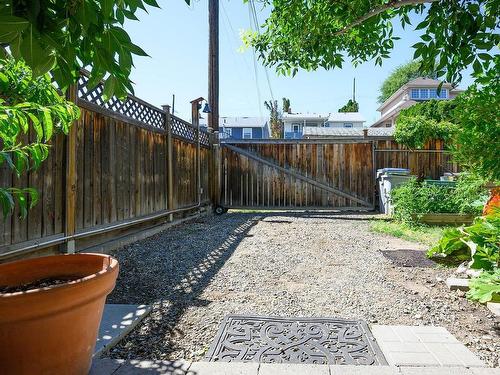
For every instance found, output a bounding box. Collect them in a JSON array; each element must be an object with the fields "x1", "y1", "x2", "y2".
[
  {"x1": 343, "y1": 123, "x2": 353, "y2": 128},
  {"x1": 225, "y1": 128, "x2": 232, "y2": 137},
  {"x1": 412, "y1": 87, "x2": 448, "y2": 100},
  {"x1": 292, "y1": 123, "x2": 301, "y2": 132},
  {"x1": 243, "y1": 128, "x2": 252, "y2": 139},
  {"x1": 438, "y1": 89, "x2": 448, "y2": 98},
  {"x1": 385, "y1": 123, "x2": 391, "y2": 128}
]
